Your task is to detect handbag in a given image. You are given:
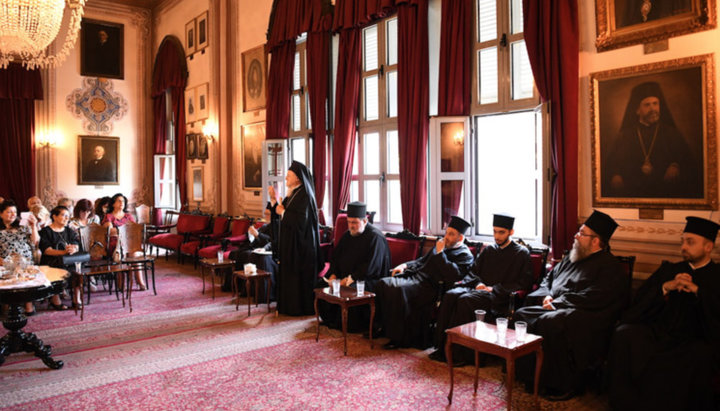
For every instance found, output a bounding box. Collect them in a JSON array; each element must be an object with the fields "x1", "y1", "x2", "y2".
[{"x1": 61, "y1": 252, "x2": 90, "y2": 266}]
